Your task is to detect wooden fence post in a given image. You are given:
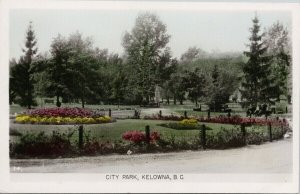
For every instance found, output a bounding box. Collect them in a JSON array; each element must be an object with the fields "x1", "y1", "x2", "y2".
[
  {"x1": 227, "y1": 111, "x2": 231, "y2": 118},
  {"x1": 184, "y1": 111, "x2": 187, "y2": 119},
  {"x1": 159, "y1": 110, "x2": 162, "y2": 118},
  {"x1": 241, "y1": 123, "x2": 246, "y2": 145},
  {"x1": 268, "y1": 122, "x2": 272, "y2": 142},
  {"x1": 108, "y1": 109, "x2": 112, "y2": 117},
  {"x1": 145, "y1": 125, "x2": 150, "y2": 144},
  {"x1": 207, "y1": 109, "x2": 210, "y2": 119},
  {"x1": 78, "y1": 125, "x2": 84, "y2": 148},
  {"x1": 201, "y1": 124, "x2": 206, "y2": 150}
]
